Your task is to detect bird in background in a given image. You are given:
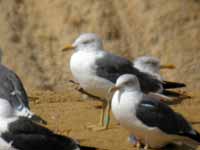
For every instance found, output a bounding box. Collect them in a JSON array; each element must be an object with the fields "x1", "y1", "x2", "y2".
[
  {"x1": 62, "y1": 33, "x2": 186, "y2": 131},
  {"x1": 133, "y1": 56, "x2": 190, "y2": 99},
  {"x1": 133, "y1": 55, "x2": 175, "y2": 81},
  {"x1": 0, "y1": 48, "x2": 46, "y2": 125},
  {"x1": 110, "y1": 74, "x2": 200, "y2": 149}
]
